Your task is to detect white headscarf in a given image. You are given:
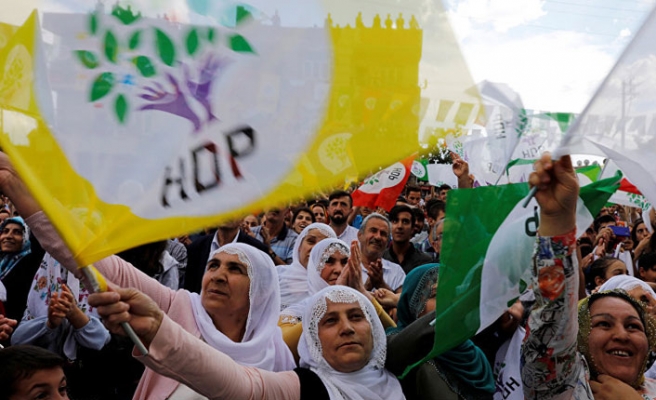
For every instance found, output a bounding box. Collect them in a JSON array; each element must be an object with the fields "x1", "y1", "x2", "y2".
[
  {"x1": 278, "y1": 223, "x2": 336, "y2": 311},
  {"x1": 188, "y1": 243, "x2": 296, "y2": 372},
  {"x1": 643, "y1": 208, "x2": 654, "y2": 234},
  {"x1": 297, "y1": 286, "x2": 405, "y2": 400},
  {"x1": 599, "y1": 274, "x2": 656, "y2": 298},
  {"x1": 281, "y1": 238, "x2": 350, "y2": 322}
]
